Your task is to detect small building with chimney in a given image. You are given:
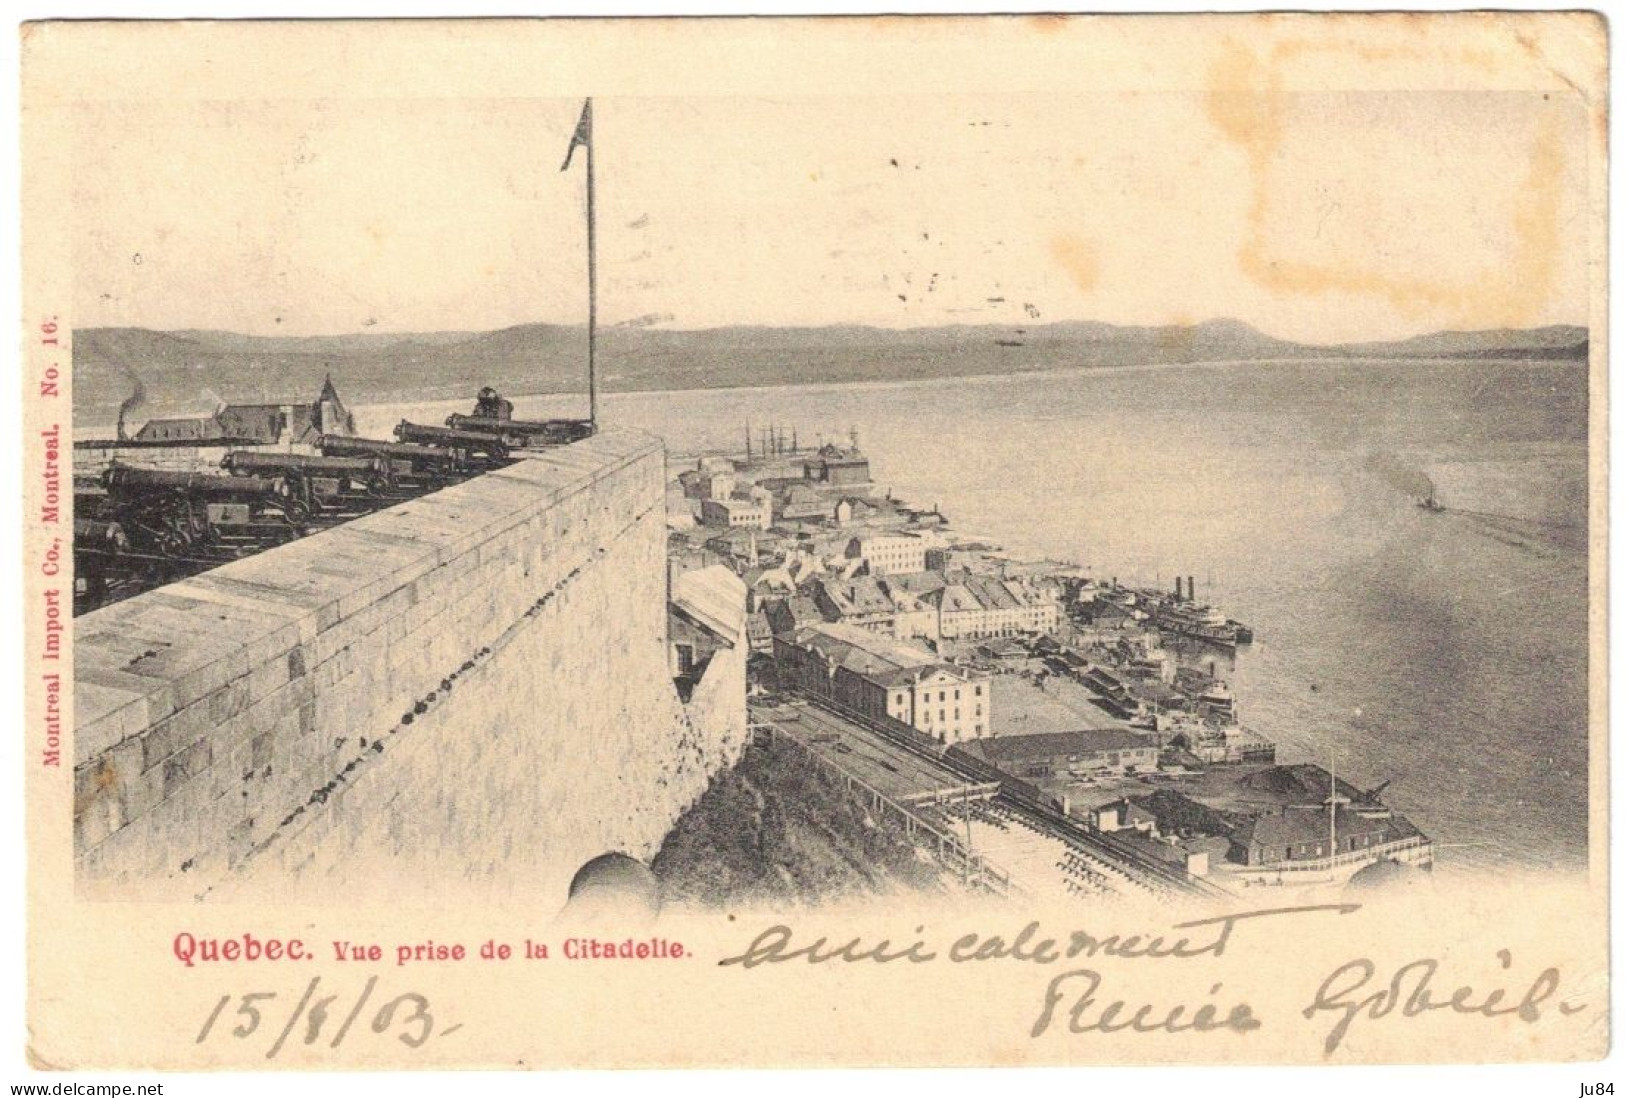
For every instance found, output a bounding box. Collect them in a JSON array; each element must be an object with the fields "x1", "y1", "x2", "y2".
[
  {"x1": 803, "y1": 442, "x2": 871, "y2": 487},
  {"x1": 132, "y1": 375, "x2": 355, "y2": 446}
]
